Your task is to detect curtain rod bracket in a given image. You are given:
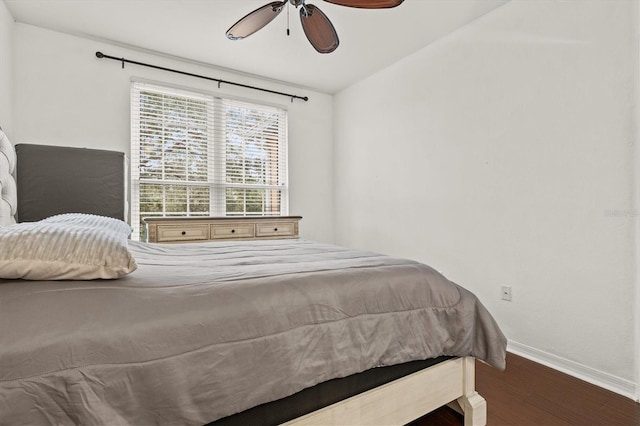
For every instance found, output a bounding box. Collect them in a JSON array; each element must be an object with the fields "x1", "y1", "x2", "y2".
[{"x1": 94, "y1": 51, "x2": 309, "y2": 102}]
